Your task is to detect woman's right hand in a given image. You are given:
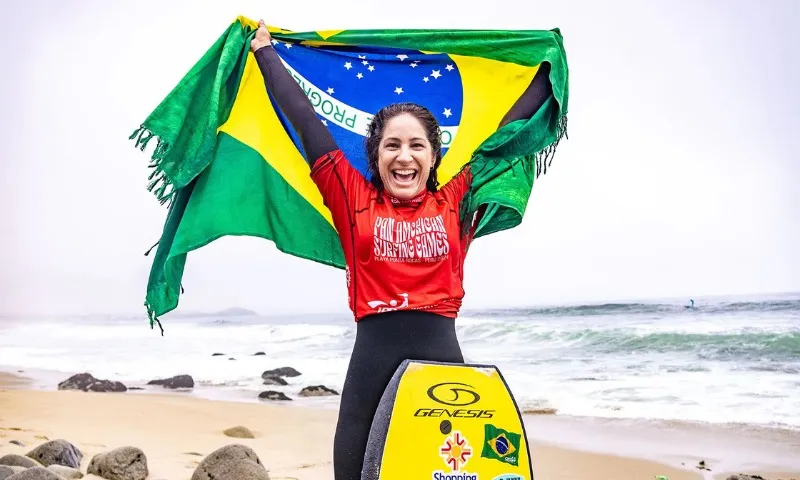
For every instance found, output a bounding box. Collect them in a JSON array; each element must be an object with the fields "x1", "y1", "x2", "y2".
[{"x1": 250, "y1": 19, "x2": 272, "y2": 52}]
